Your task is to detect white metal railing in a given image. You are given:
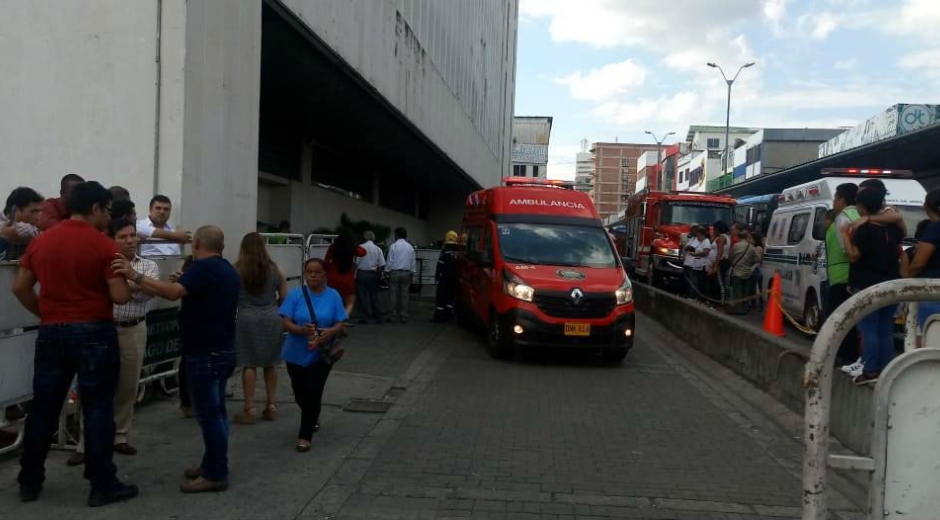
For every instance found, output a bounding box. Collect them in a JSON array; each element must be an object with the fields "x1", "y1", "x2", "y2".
[
  {"x1": 802, "y1": 279, "x2": 940, "y2": 519},
  {"x1": 260, "y1": 233, "x2": 306, "y2": 290}
]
